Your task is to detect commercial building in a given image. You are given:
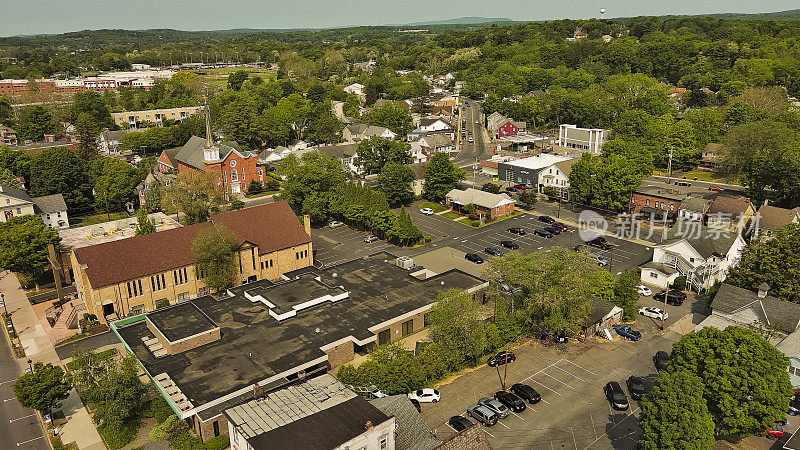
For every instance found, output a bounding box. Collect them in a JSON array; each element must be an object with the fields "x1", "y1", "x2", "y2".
[
  {"x1": 71, "y1": 201, "x2": 313, "y2": 322},
  {"x1": 0, "y1": 186, "x2": 69, "y2": 228},
  {"x1": 0, "y1": 125, "x2": 18, "y2": 145},
  {"x1": 225, "y1": 375, "x2": 396, "y2": 450},
  {"x1": 497, "y1": 153, "x2": 572, "y2": 191},
  {"x1": 628, "y1": 187, "x2": 687, "y2": 221},
  {"x1": 557, "y1": 124, "x2": 608, "y2": 154},
  {"x1": 112, "y1": 252, "x2": 485, "y2": 442},
  {"x1": 112, "y1": 106, "x2": 205, "y2": 128},
  {"x1": 445, "y1": 188, "x2": 515, "y2": 219}
]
